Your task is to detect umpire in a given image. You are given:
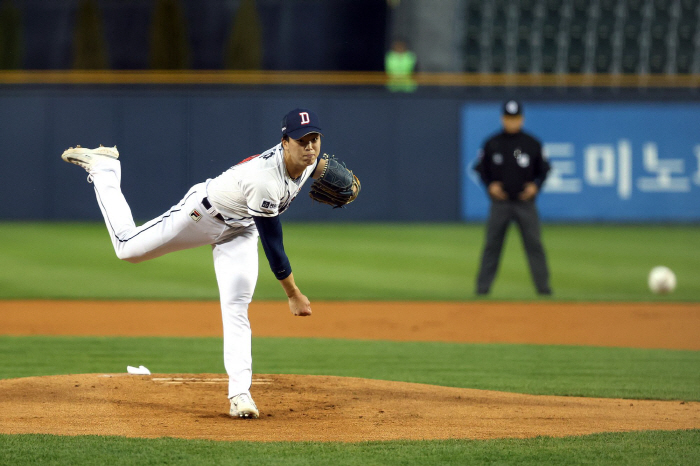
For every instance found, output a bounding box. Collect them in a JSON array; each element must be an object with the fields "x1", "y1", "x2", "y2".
[{"x1": 473, "y1": 100, "x2": 552, "y2": 295}]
